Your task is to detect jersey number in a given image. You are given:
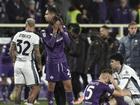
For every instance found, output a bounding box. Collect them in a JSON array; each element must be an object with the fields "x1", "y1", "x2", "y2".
[
  {"x1": 85, "y1": 85, "x2": 95, "y2": 100},
  {"x1": 17, "y1": 39, "x2": 30, "y2": 56}
]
